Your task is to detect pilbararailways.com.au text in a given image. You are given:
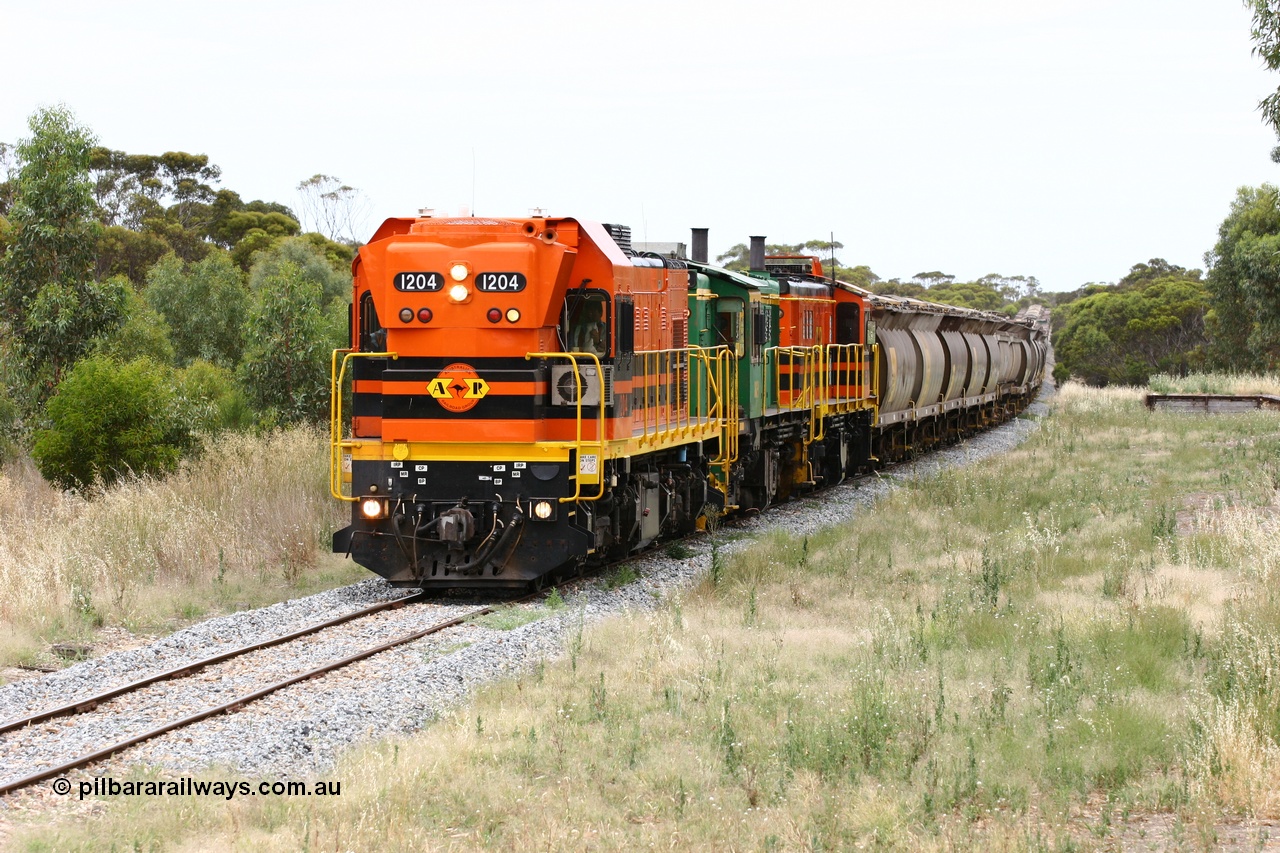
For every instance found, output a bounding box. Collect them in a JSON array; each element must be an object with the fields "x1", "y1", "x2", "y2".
[{"x1": 55, "y1": 776, "x2": 342, "y2": 800}]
